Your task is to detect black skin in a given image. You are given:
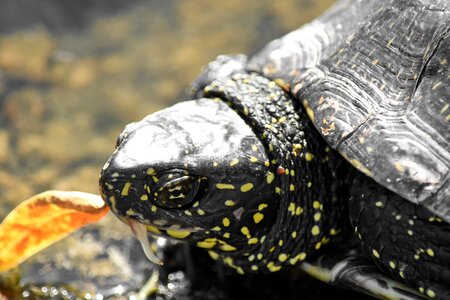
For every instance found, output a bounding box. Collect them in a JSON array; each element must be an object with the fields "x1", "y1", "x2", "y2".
[{"x1": 99, "y1": 73, "x2": 450, "y2": 298}]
